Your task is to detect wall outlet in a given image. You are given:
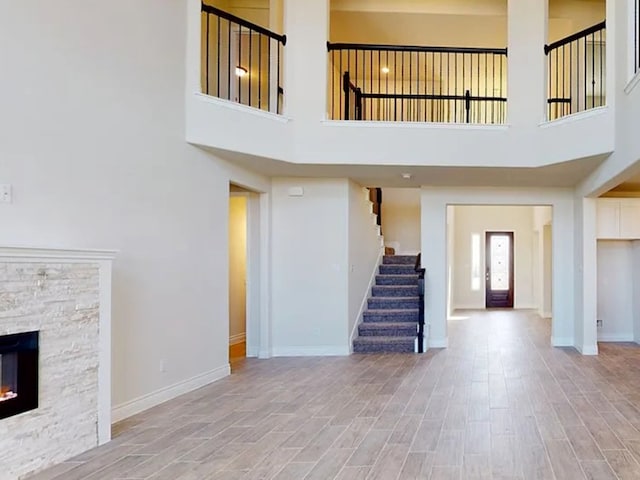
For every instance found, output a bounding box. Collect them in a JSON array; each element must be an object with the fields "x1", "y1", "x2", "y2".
[
  {"x1": 159, "y1": 360, "x2": 166, "y2": 373},
  {"x1": 0, "y1": 184, "x2": 12, "y2": 203},
  {"x1": 596, "y1": 319, "x2": 603, "y2": 327}
]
